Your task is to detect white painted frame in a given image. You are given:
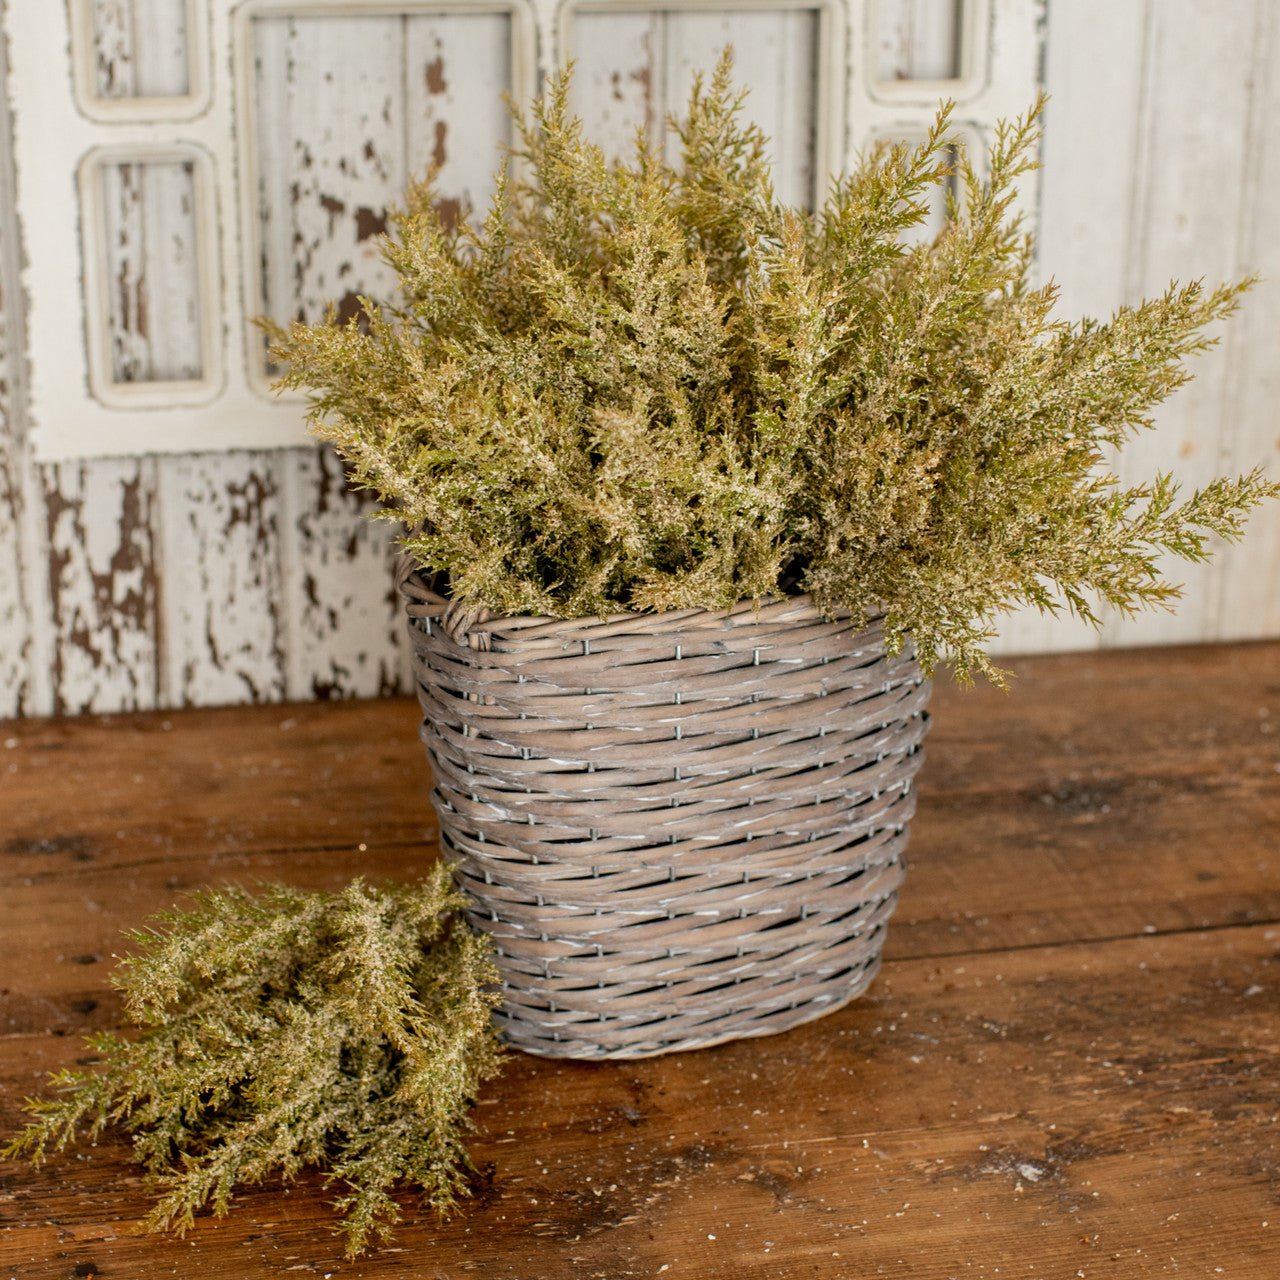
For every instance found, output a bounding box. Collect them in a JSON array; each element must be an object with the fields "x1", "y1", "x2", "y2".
[
  {"x1": 557, "y1": 0, "x2": 848, "y2": 209},
  {"x1": 866, "y1": 0, "x2": 990, "y2": 103},
  {"x1": 77, "y1": 143, "x2": 224, "y2": 408},
  {"x1": 6, "y1": 0, "x2": 1038, "y2": 460},
  {"x1": 68, "y1": 0, "x2": 212, "y2": 121},
  {"x1": 4, "y1": 0, "x2": 535, "y2": 460}
]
